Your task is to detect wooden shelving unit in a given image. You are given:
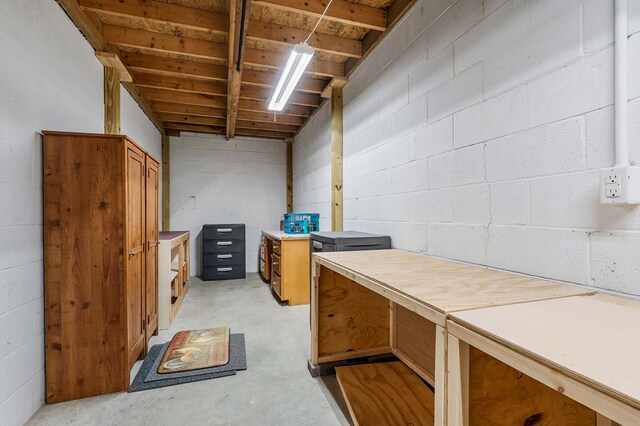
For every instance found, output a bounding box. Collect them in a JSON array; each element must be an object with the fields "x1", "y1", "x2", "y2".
[{"x1": 158, "y1": 231, "x2": 190, "y2": 330}]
